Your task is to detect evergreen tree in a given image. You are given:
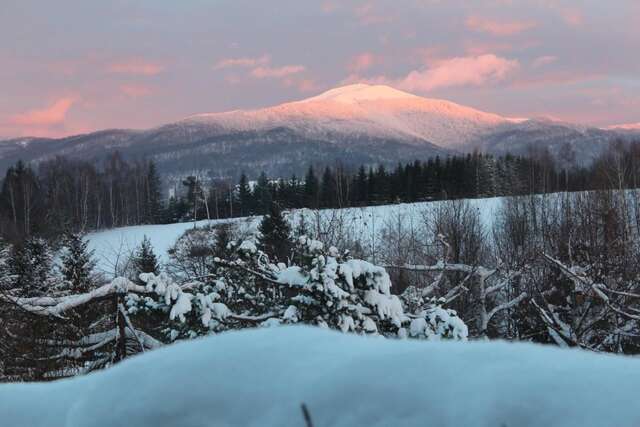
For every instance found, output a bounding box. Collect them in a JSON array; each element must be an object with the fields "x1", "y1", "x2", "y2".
[
  {"x1": 145, "y1": 161, "x2": 163, "y2": 224},
  {"x1": 238, "y1": 172, "x2": 252, "y2": 216},
  {"x1": 9, "y1": 237, "x2": 53, "y2": 296},
  {"x1": 132, "y1": 236, "x2": 159, "y2": 281},
  {"x1": 214, "y1": 223, "x2": 233, "y2": 259},
  {"x1": 257, "y1": 202, "x2": 292, "y2": 262},
  {"x1": 288, "y1": 174, "x2": 302, "y2": 208},
  {"x1": 182, "y1": 176, "x2": 205, "y2": 220},
  {"x1": 374, "y1": 165, "x2": 389, "y2": 202},
  {"x1": 303, "y1": 166, "x2": 319, "y2": 208},
  {"x1": 253, "y1": 172, "x2": 272, "y2": 215},
  {"x1": 355, "y1": 165, "x2": 368, "y2": 205},
  {"x1": 60, "y1": 232, "x2": 96, "y2": 292},
  {"x1": 319, "y1": 166, "x2": 336, "y2": 208}
]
